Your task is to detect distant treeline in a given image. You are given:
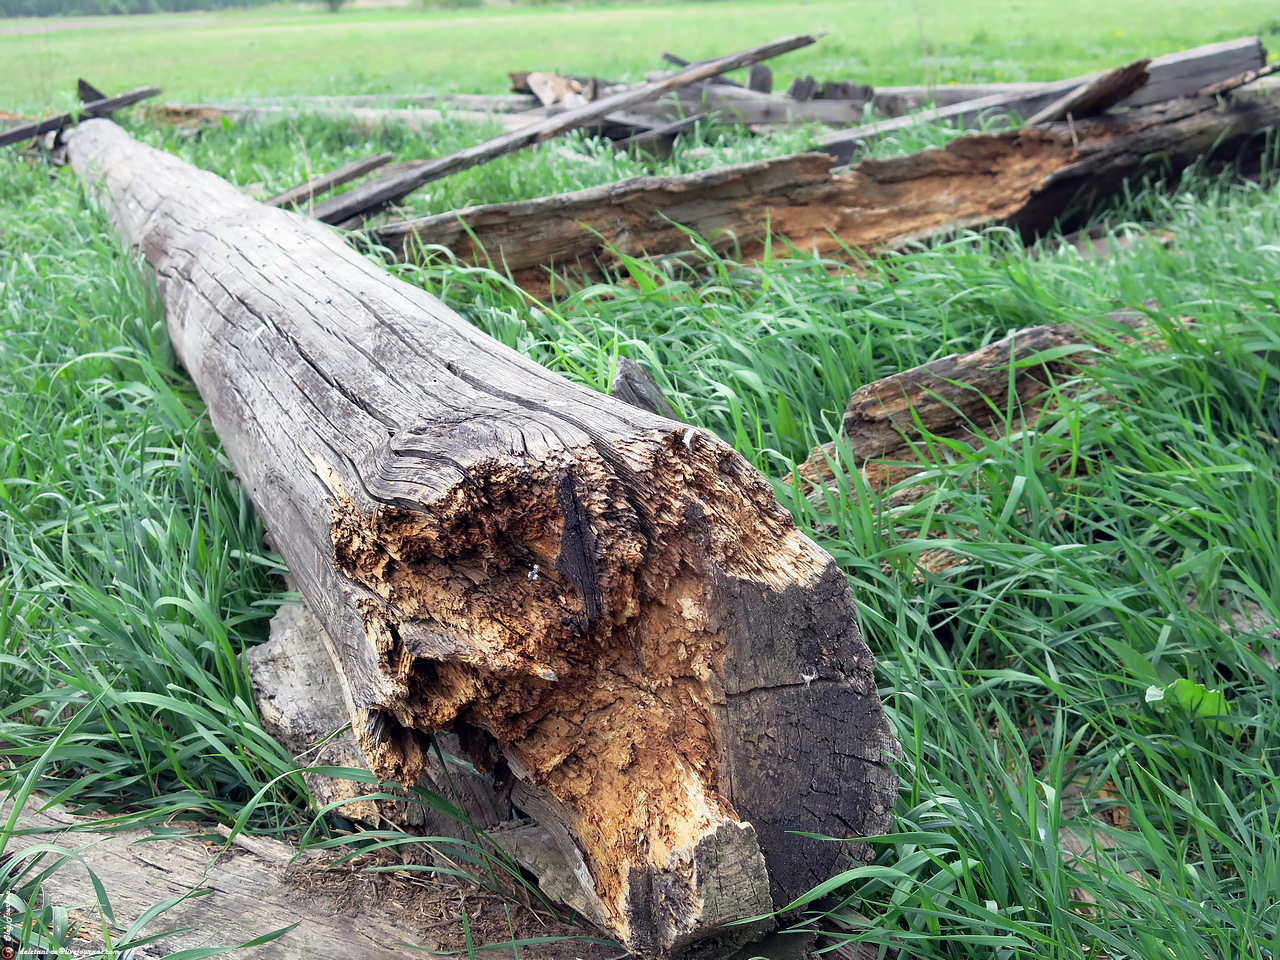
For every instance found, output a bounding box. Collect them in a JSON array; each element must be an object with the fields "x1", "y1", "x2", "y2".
[{"x1": 1, "y1": 0, "x2": 277, "y2": 16}]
